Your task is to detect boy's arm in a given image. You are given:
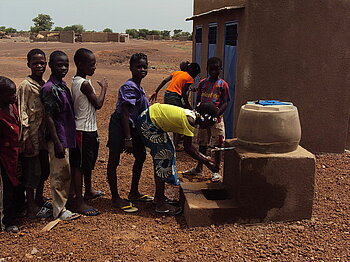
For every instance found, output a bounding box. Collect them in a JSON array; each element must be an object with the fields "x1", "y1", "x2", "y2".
[
  {"x1": 149, "y1": 75, "x2": 173, "y2": 103},
  {"x1": 80, "y1": 78, "x2": 108, "y2": 110},
  {"x1": 17, "y1": 83, "x2": 34, "y2": 154},
  {"x1": 41, "y1": 87, "x2": 64, "y2": 158},
  {"x1": 46, "y1": 114, "x2": 65, "y2": 158},
  {"x1": 120, "y1": 102, "x2": 133, "y2": 154},
  {"x1": 183, "y1": 135, "x2": 218, "y2": 172},
  {"x1": 181, "y1": 83, "x2": 193, "y2": 109},
  {"x1": 217, "y1": 81, "x2": 230, "y2": 116},
  {"x1": 217, "y1": 102, "x2": 228, "y2": 117}
]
